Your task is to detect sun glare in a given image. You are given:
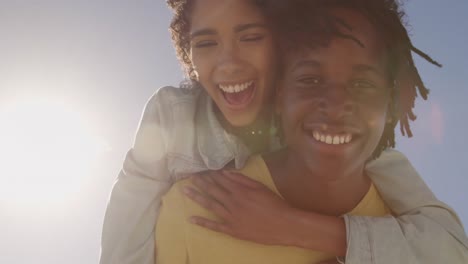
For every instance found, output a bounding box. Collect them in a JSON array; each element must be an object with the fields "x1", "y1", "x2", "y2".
[{"x1": 0, "y1": 96, "x2": 109, "y2": 210}]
